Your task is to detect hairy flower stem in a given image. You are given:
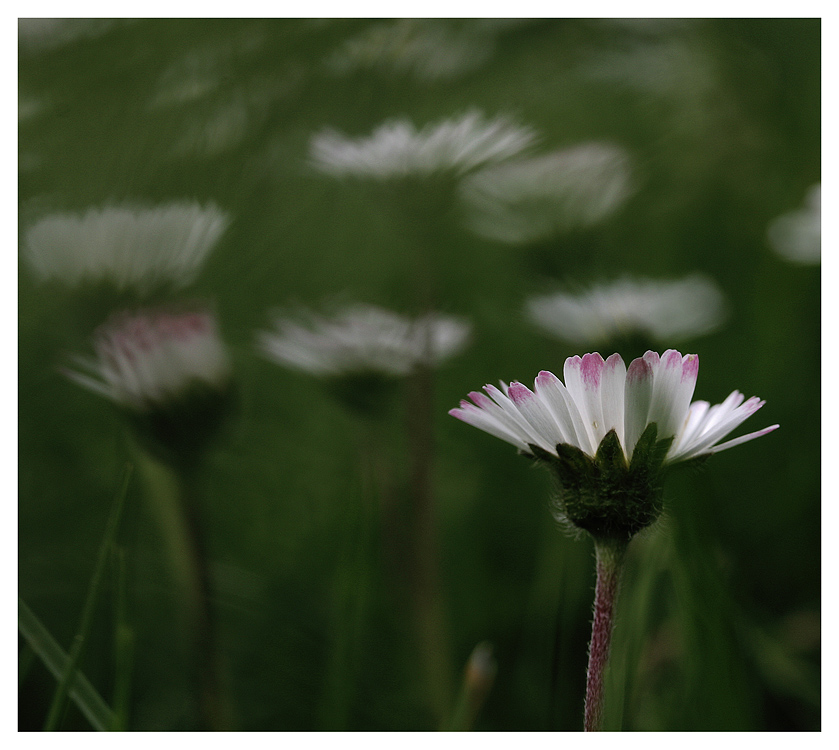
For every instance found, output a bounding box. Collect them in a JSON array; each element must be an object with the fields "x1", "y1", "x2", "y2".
[{"x1": 584, "y1": 538, "x2": 628, "y2": 732}]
